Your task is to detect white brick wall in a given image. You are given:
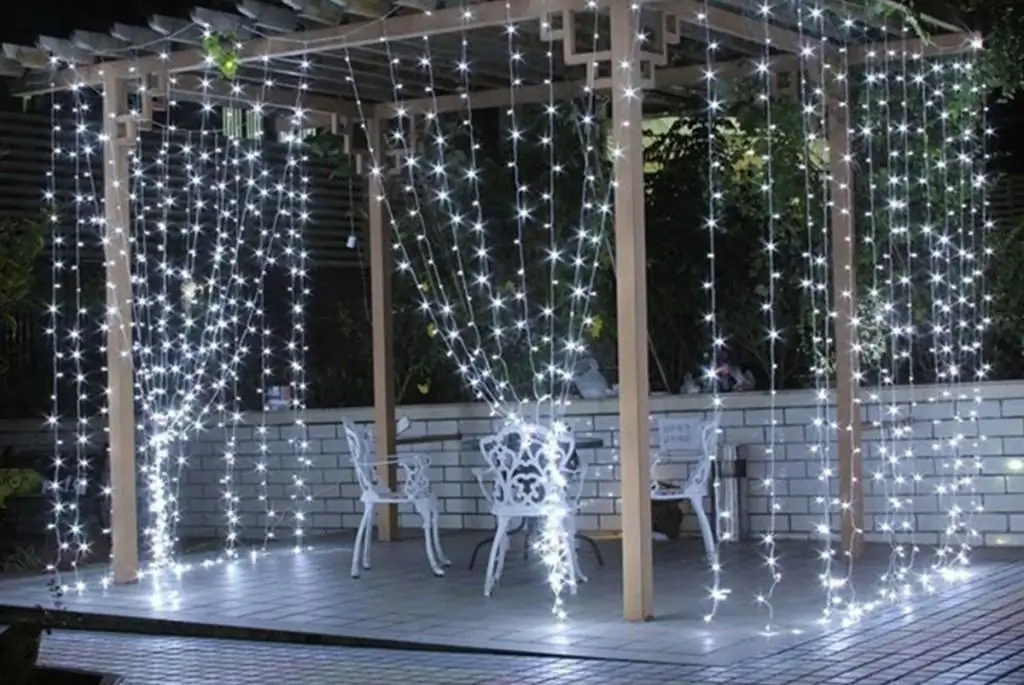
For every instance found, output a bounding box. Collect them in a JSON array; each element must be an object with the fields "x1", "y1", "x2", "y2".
[{"x1": 3, "y1": 380, "x2": 1024, "y2": 546}]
